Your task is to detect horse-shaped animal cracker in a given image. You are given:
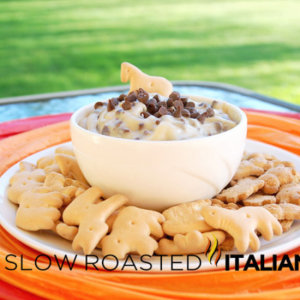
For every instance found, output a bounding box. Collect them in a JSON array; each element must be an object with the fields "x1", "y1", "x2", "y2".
[{"x1": 120, "y1": 62, "x2": 173, "y2": 97}]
